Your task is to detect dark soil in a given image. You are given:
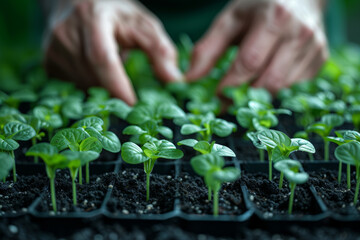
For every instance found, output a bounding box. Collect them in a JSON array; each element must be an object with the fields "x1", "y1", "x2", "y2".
[
  {"x1": 308, "y1": 169, "x2": 360, "y2": 216},
  {"x1": 36, "y1": 171, "x2": 114, "y2": 213},
  {"x1": 242, "y1": 172, "x2": 321, "y2": 216},
  {"x1": 178, "y1": 173, "x2": 245, "y2": 215},
  {"x1": 107, "y1": 168, "x2": 176, "y2": 214},
  {"x1": 0, "y1": 174, "x2": 47, "y2": 215},
  {"x1": 235, "y1": 142, "x2": 266, "y2": 162}
]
